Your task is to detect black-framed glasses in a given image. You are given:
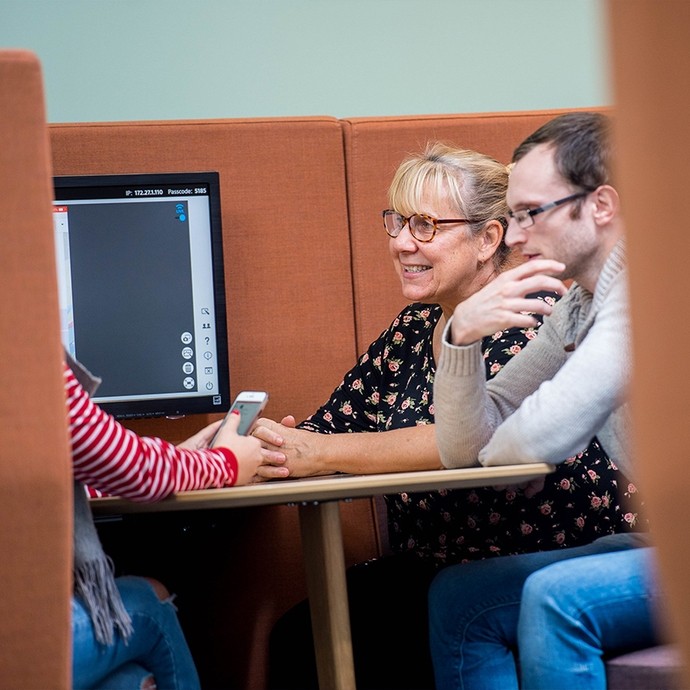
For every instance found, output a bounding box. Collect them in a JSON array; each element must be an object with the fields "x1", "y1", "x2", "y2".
[
  {"x1": 507, "y1": 192, "x2": 589, "y2": 229},
  {"x1": 382, "y1": 209, "x2": 481, "y2": 243}
]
